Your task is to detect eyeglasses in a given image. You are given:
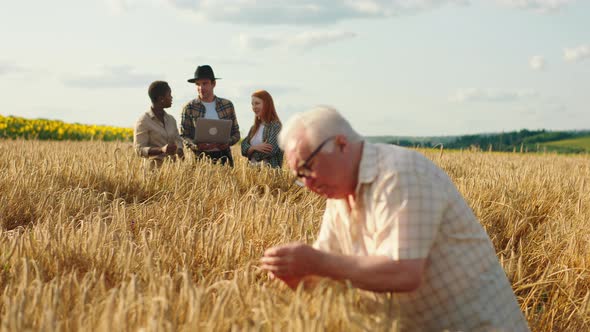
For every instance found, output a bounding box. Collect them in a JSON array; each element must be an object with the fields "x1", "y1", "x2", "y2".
[{"x1": 293, "y1": 136, "x2": 336, "y2": 184}]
